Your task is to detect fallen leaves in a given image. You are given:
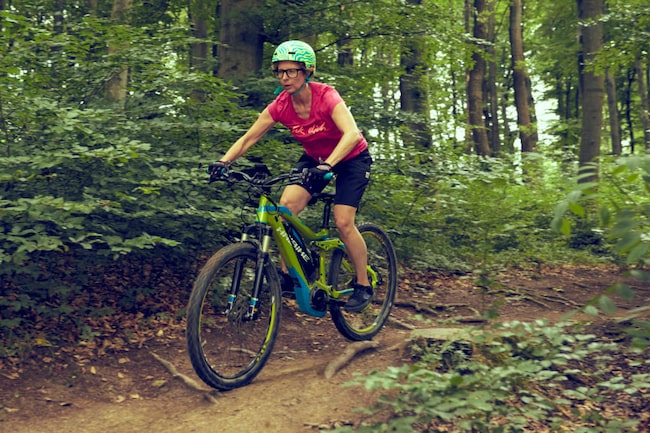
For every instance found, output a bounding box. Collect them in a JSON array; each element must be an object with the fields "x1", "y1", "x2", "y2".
[{"x1": 114, "y1": 394, "x2": 142, "y2": 404}]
